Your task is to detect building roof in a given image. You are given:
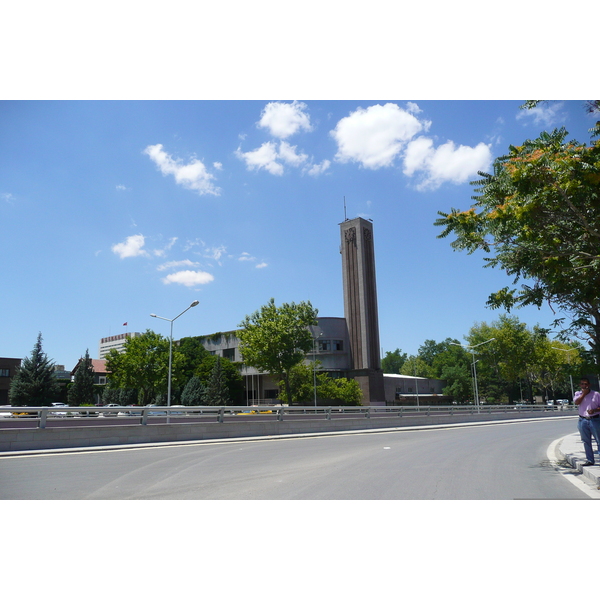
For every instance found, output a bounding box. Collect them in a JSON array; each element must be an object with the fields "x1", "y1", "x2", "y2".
[
  {"x1": 383, "y1": 373, "x2": 429, "y2": 380},
  {"x1": 71, "y1": 358, "x2": 108, "y2": 375}
]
